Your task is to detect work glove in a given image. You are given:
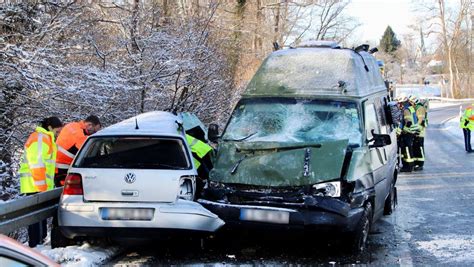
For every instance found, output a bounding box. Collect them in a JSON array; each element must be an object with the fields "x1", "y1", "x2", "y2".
[
  {"x1": 421, "y1": 121, "x2": 426, "y2": 127},
  {"x1": 465, "y1": 120, "x2": 470, "y2": 127},
  {"x1": 396, "y1": 127, "x2": 402, "y2": 136},
  {"x1": 406, "y1": 121, "x2": 412, "y2": 127}
]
